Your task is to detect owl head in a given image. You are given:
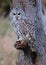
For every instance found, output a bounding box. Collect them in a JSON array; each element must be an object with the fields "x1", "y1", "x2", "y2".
[{"x1": 10, "y1": 7, "x2": 27, "y2": 22}]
